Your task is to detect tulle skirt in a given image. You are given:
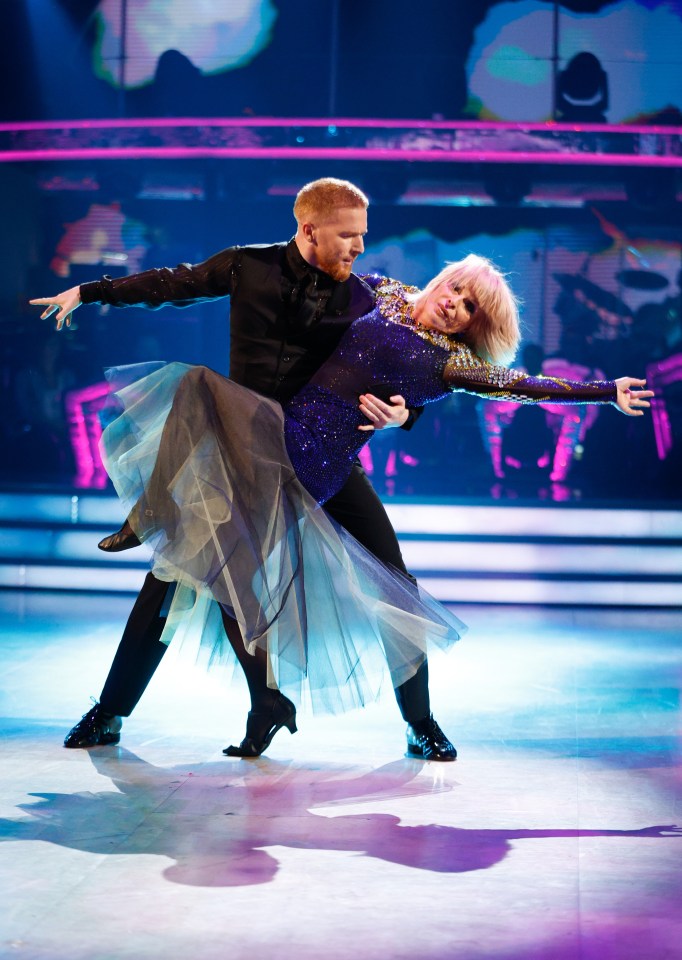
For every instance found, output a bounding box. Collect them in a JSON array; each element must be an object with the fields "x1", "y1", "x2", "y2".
[{"x1": 100, "y1": 362, "x2": 467, "y2": 713}]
